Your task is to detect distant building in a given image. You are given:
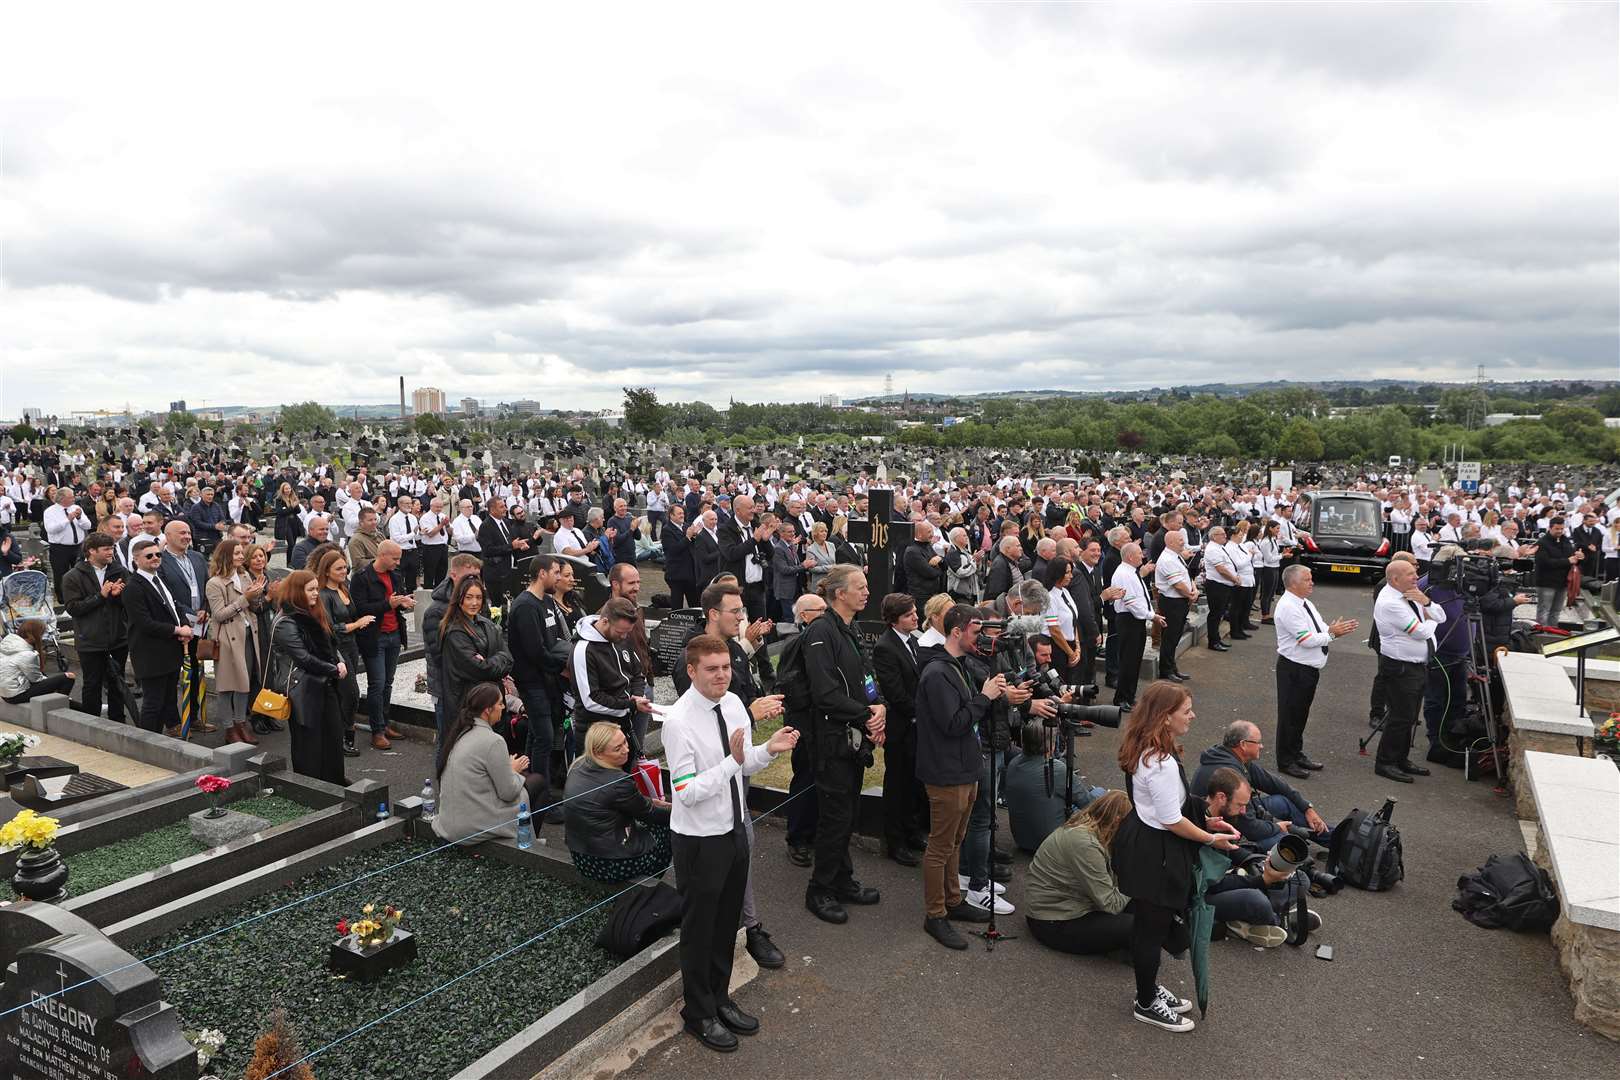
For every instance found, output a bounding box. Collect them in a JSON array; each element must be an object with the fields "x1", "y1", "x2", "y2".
[
  {"x1": 460, "y1": 397, "x2": 481, "y2": 417},
  {"x1": 1484, "y1": 413, "x2": 1542, "y2": 426},
  {"x1": 818, "y1": 394, "x2": 842, "y2": 407},
  {"x1": 506, "y1": 399, "x2": 542, "y2": 415},
  {"x1": 412, "y1": 387, "x2": 447, "y2": 416},
  {"x1": 169, "y1": 400, "x2": 187, "y2": 413}
]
